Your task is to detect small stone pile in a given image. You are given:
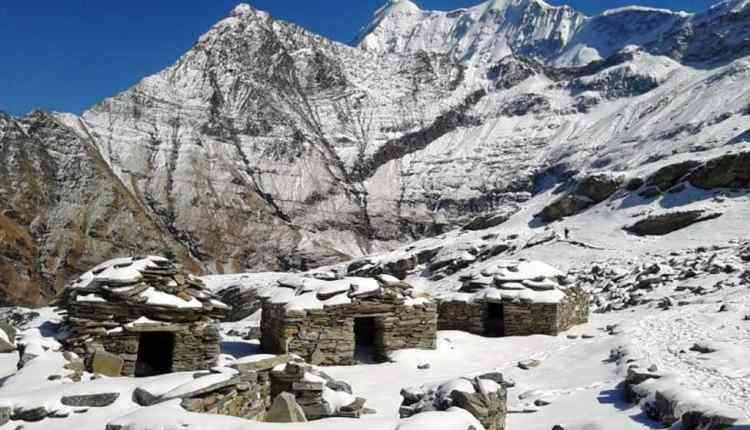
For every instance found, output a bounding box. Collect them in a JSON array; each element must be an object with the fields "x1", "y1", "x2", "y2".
[
  {"x1": 54, "y1": 256, "x2": 229, "y2": 376},
  {"x1": 267, "y1": 361, "x2": 369, "y2": 420},
  {"x1": 400, "y1": 373, "x2": 507, "y2": 430}
]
